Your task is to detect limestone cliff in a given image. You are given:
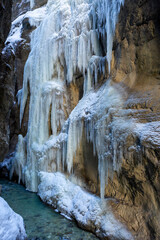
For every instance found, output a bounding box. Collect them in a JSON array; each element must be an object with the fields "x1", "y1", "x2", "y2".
[
  {"x1": 0, "y1": 0, "x2": 160, "y2": 239},
  {"x1": 106, "y1": 1, "x2": 160, "y2": 239}
]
